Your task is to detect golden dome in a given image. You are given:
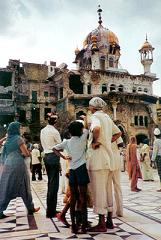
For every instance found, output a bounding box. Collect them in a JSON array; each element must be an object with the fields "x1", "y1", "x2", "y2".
[
  {"x1": 83, "y1": 26, "x2": 119, "y2": 48},
  {"x1": 107, "y1": 30, "x2": 119, "y2": 44},
  {"x1": 91, "y1": 35, "x2": 97, "y2": 42},
  {"x1": 140, "y1": 41, "x2": 153, "y2": 50},
  {"x1": 139, "y1": 35, "x2": 154, "y2": 51}
]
